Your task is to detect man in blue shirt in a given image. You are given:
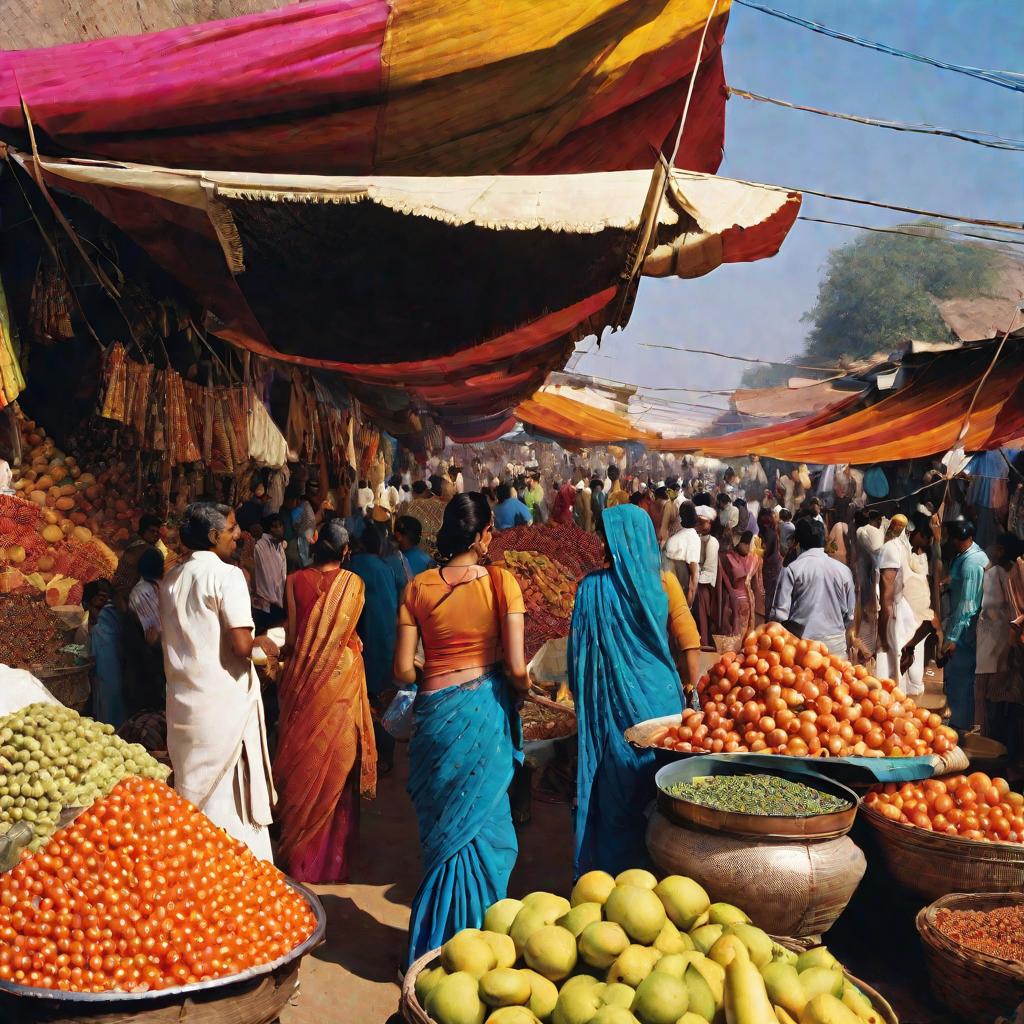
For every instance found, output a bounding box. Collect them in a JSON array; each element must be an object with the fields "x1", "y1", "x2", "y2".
[
  {"x1": 770, "y1": 516, "x2": 856, "y2": 657},
  {"x1": 942, "y1": 518, "x2": 988, "y2": 731},
  {"x1": 494, "y1": 482, "x2": 533, "y2": 530},
  {"x1": 393, "y1": 515, "x2": 435, "y2": 583}
]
